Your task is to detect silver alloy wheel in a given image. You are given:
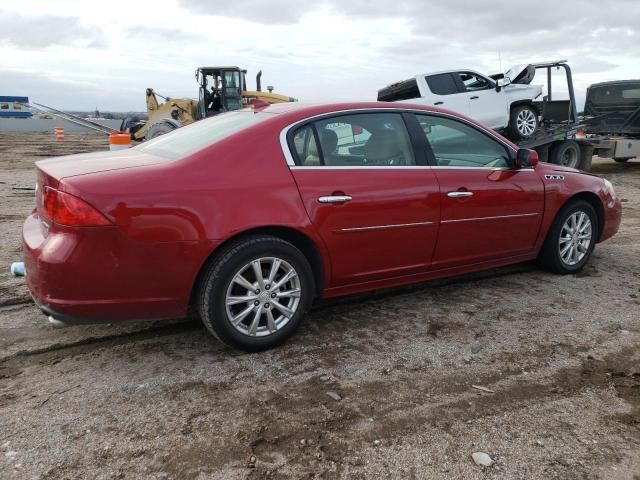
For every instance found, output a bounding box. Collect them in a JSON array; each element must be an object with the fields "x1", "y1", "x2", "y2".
[
  {"x1": 558, "y1": 211, "x2": 592, "y2": 266},
  {"x1": 516, "y1": 109, "x2": 537, "y2": 137},
  {"x1": 225, "y1": 257, "x2": 301, "y2": 337}
]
